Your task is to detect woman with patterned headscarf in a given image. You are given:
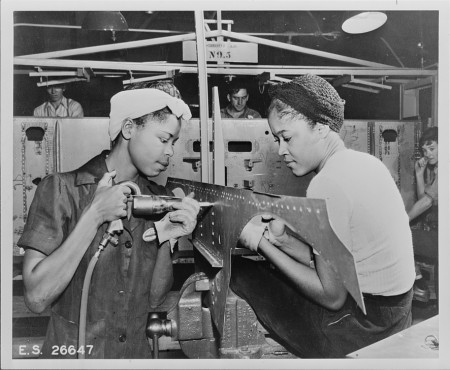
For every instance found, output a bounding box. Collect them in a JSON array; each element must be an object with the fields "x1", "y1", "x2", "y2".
[{"x1": 231, "y1": 74, "x2": 415, "y2": 358}]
